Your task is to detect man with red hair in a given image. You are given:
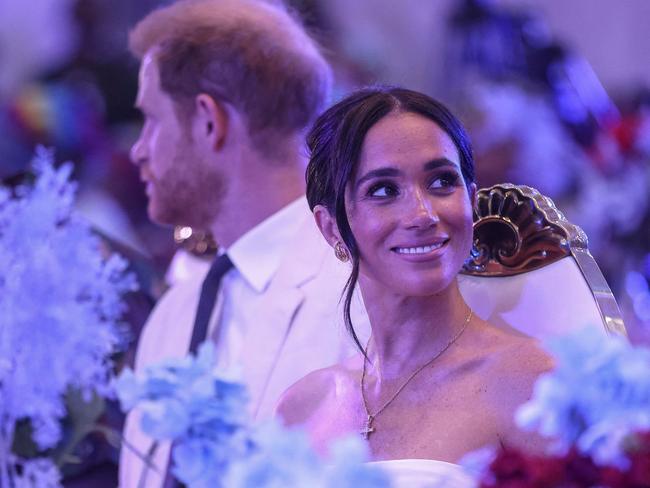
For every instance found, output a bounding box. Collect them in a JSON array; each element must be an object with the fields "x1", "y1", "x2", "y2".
[{"x1": 121, "y1": 1, "x2": 366, "y2": 486}]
